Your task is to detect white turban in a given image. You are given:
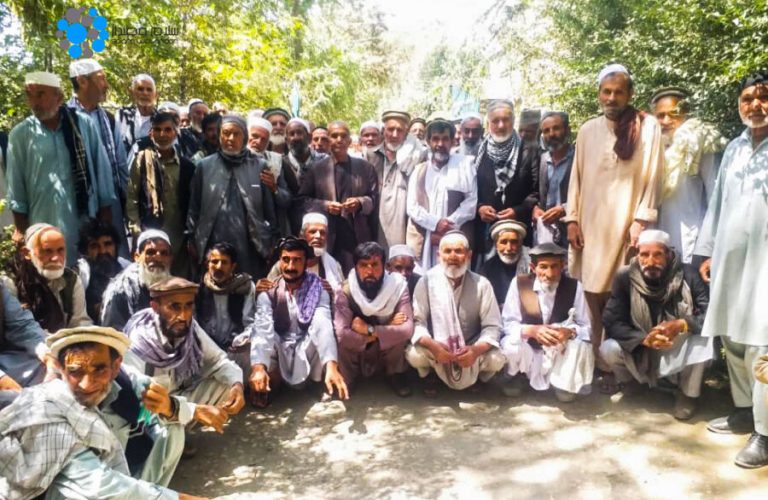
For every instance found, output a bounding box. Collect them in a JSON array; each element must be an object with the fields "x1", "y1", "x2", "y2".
[
  {"x1": 248, "y1": 117, "x2": 273, "y2": 134},
  {"x1": 301, "y1": 212, "x2": 328, "y2": 230},
  {"x1": 637, "y1": 229, "x2": 671, "y2": 247},
  {"x1": 157, "y1": 101, "x2": 181, "y2": 115},
  {"x1": 131, "y1": 73, "x2": 156, "y2": 88},
  {"x1": 438, "y1": 231, "x2": 470, "y2": 251},
  {"x1": 359, "y1": 120, "x2": 382, "y2": 134},
  {"x1": 460, "y1": 112, "x2": 483, "y2": 125},
  {"x1": 287, "y1": 117, "x2": 310, "y2": 133},
  {"x1": 597, "y1": 63, "x2": 631, "y2": 86},
  {"x1": 490, "y1": 220, "x2": 527, "y2": 241},
  {"x1": 69, "y1": 58, "x2": 103, "y2": 78},
  {"x1": 388, "y1": 244, "x2": 416, "y2": 261},
  {"x1": 25, "y1": 71, "x2": 61, "y2": 89}
]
